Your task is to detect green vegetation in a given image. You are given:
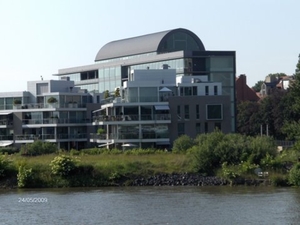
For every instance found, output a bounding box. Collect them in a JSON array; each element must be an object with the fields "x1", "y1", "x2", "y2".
[
  {"x1": 238, "y1": 54, "x2": 300, "y2": 140},
  {"x1": 47, "y1": 97, "x2": 58, "y2": 103},
  {"x1": 1, "y1": 130, "x2": 300, "y2": 188}
]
